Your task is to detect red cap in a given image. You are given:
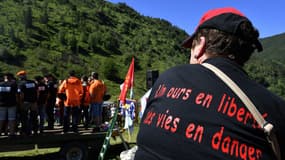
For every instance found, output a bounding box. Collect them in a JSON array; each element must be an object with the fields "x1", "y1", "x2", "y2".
[{"x1": 182, "y1": 7, "x2": 262, "y2": 52}]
